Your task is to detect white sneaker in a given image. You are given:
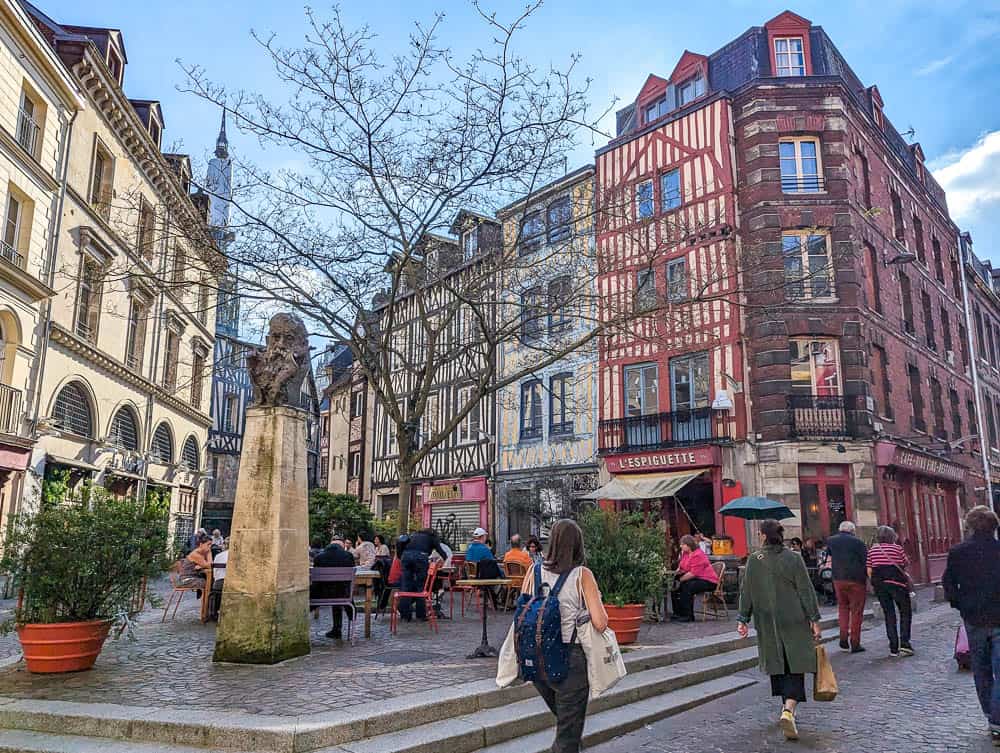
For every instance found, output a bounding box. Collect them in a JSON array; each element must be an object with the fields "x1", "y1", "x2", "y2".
[{"x1": 779, "y1": 709, "x2": 799, "y2": 740}]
